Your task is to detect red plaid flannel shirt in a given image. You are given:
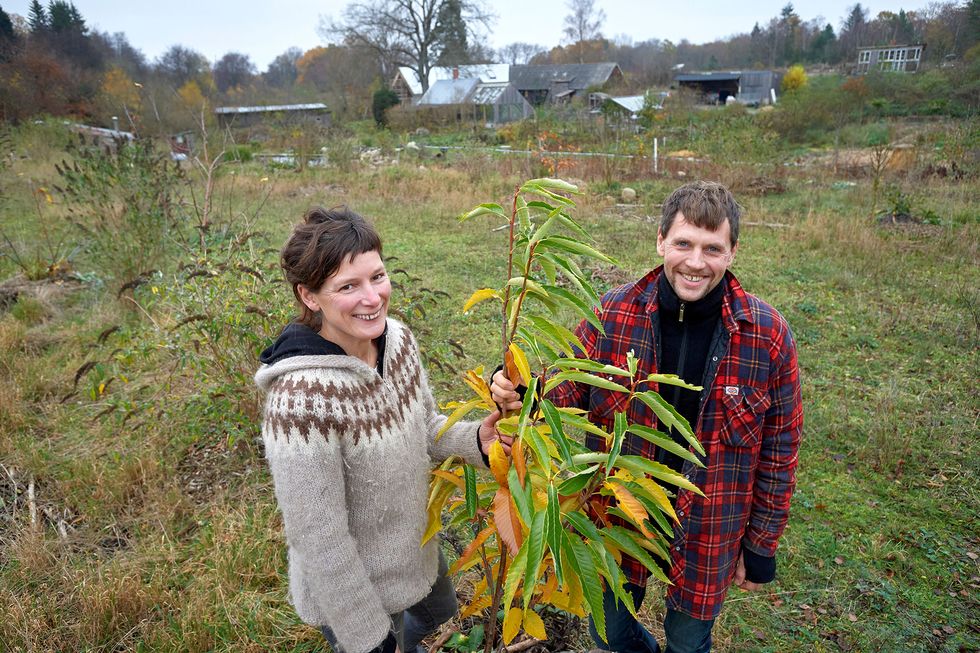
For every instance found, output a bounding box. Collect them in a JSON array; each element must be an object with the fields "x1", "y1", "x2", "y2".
[{"x1": 549, "y1": 266, "x2": 803, "y2": 620}]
